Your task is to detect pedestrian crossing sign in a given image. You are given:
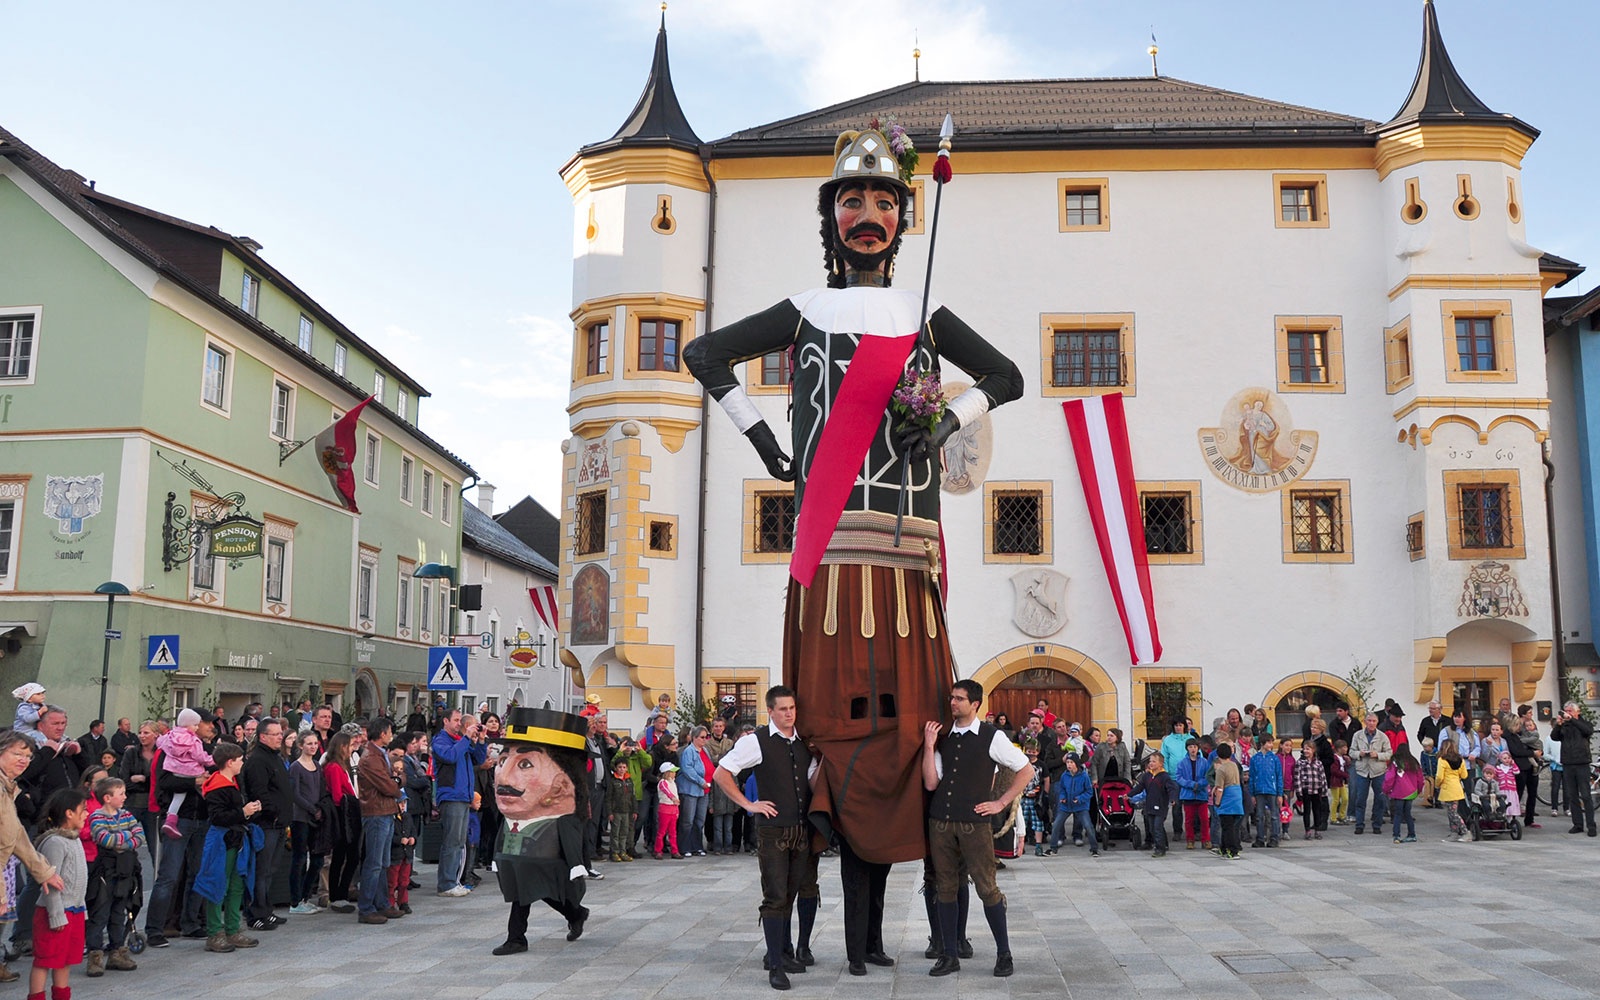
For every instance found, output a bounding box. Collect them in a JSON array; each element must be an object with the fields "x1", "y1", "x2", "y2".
[
  {"x1": 147, "y1": 634, "x2": 180, "y2": 670},
  {"x1": 427, "y1": 646, "x2": 467, "y2": 690}
]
